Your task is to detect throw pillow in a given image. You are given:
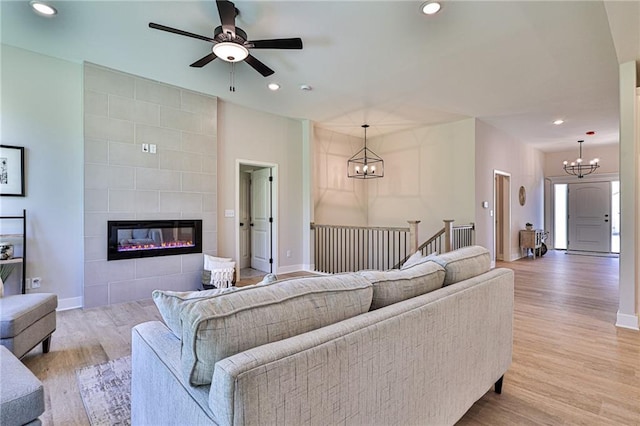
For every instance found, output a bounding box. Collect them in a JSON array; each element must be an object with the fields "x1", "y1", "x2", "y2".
[
  {"x1": 359, "y1": 260, "x2": 445, "y2": 310},
  {"x1": 180, "y1": 273, "x2": 373, "y2": 386},
  {"x1": 152, "y1": 287, "x2": 238, "y2": 337},
  {"x1": 204, "y1": 254, "x2": 232, "y2": 271},
  {"x1": 258, "y1": 273, "x2": 278, "y2": 285},
  {"x1": 401, "y1": 250, "x2": 423, "y2": 269}
]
